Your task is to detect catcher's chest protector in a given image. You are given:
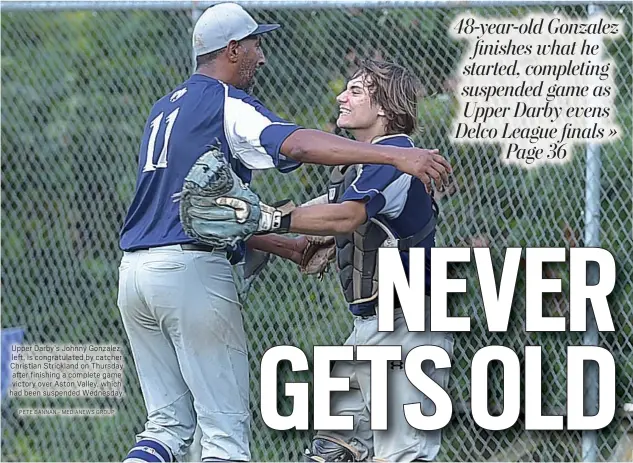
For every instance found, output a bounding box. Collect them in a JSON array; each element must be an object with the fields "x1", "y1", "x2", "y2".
[{"x1": 328, "y1": 165, "x2": 388, "y2": 305}]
